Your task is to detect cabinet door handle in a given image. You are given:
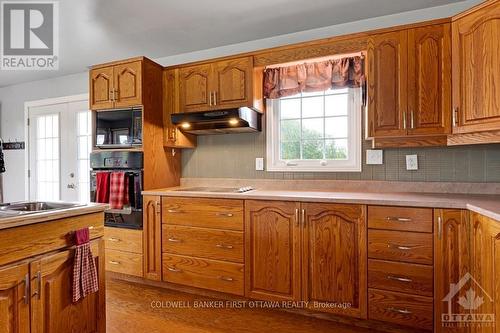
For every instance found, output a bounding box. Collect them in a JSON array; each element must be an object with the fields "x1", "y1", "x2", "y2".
[
  {"x1": 107, "y1": 237, "x2": 121, "y2": 242},
  {"x1": 108, "y1": 260, "x2": 121, "y2": 265},
  {"x1": 410, "y1": 111, "x2": 414, "y2": 129},
  {"x1": 167, "y1": 209, "x2": 183, "y2": 214},
  {"x1": 387, "y1": 275, "x2": 413, "y2": 283},
  {"x1": 167, "y1": 237, "x2": 182, "y2": 243},
  {"x1": 213, "y1": 91, "x2": 217, "y2": 106},
  {"x1": 109, "y1": 90, "x2": 115, "y2": 102},
  {"x1": 216, "y1": 212, "x2": 233, "y2": 217},
  {"x1": 438, "y1": 216, "x2": 443, "y2": 240},
  {"x1": 402, "y1": 111, "x2": 407, "y2": 130},
  {"x1": 452, "y1": 107, "x2": 459, "y2": 127},
  {"x1": 386, "y1": 216, "x2": 412, "y2": 223},
  {"x1": 23, "y1": 273, "x2": 29, "y2": 304},
  {"x1": 301, "y1": 209, "x2": 306, "y2": 228},
  {"x1": 114, "y1": 89, "x2": 119, "y2": 101},
  {"x1": 167, "y1": 266, "x2": 182, "y2": 273},
  {"x1": 209, "y1": 92, "x2": 213, "y2": 106},
  {"x1": 32, "y1": 271, "x2": 41, "y2": 299},
  {"x1": 387, "y1": 307, "x2": 412, "y2": 315},
  {"x1": 219, "y1": 276, "x2": 234, "y2": 282},
  {"x1": 295, "y1": 208, "x2": 299, "y2": 226},
  {"x1": 215, "y1": 244, "x2": 234, "y2": 249}
]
